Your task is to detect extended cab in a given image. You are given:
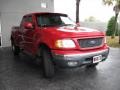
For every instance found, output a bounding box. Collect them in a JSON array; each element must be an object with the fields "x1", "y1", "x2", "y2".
[{"x1": 11, "y1": 12, "x2": 109, "y2": 78}]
